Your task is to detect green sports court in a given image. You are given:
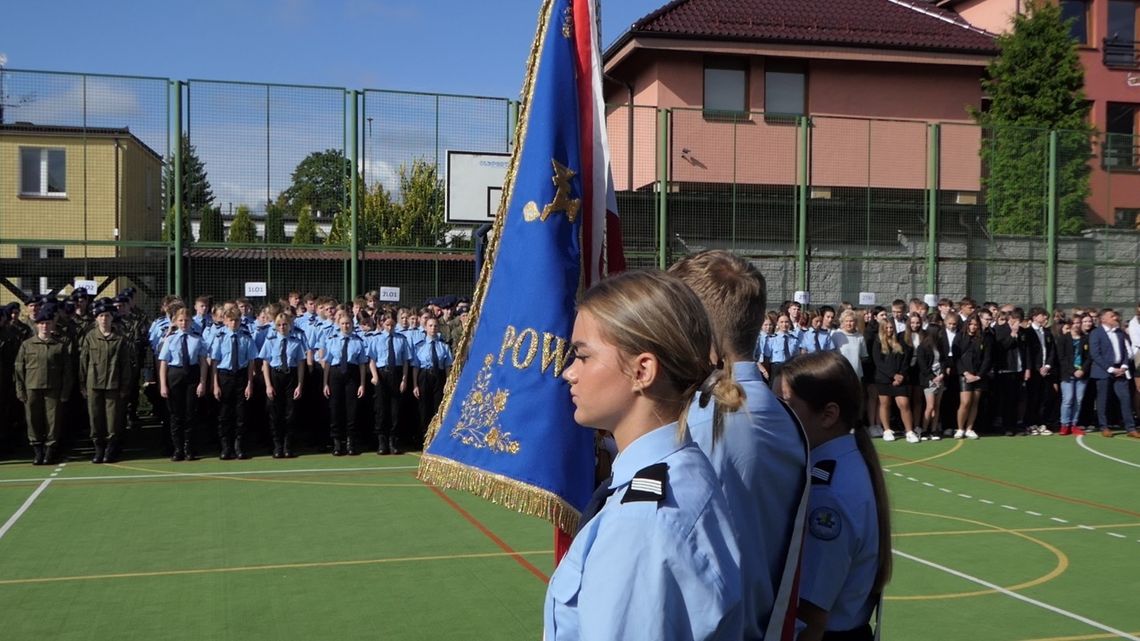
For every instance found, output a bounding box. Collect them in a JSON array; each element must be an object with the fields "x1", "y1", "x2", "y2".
[{"x1": 0, "y1": 435, "x2": 1137, "y2": 640}]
